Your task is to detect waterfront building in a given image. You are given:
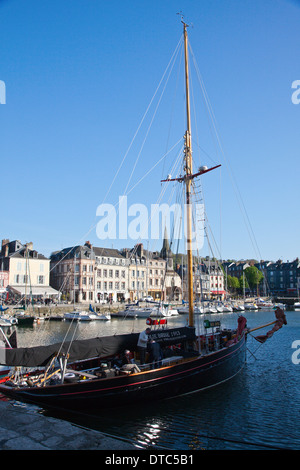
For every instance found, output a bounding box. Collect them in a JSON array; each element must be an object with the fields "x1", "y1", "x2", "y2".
[
  {"x1": 222, "y1": 258, "x2": 300, "y2": 296},
  {"x1": 51, "y1": 241, "x2": 181, "y2": 304},
  {"x1": 178, "y1": 258, "x2": 224, "y2": 300},
  {"x1": 258, "y1": 258, "x2": 300, "y2": 296},
  {"x1": 0, "y1": 239, "x2": 58, "y2": 302},
  {"x1": 0, "y1": 270, "x2": 9, "y2": 298},
  {"x1": 222, "y1": 261, "x2": 251, "y2": 280},
  {"x1": 121, "y1": 244, "x2": 148, "y2": 302},
  {"x1": 121, "y1": 243, "x2": 172, "y2": 302},
  {"x1": 50, "y1": 242, "x2": 129, "y2": 304},
  {"x1": 93, "y1": 245, "x2": 129, "y2": 303},
  {"x1": 120, "y1": 238, "x2": 182, "y2": 302}
]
